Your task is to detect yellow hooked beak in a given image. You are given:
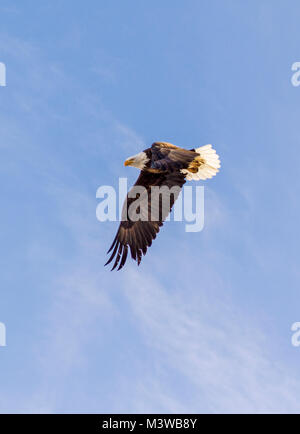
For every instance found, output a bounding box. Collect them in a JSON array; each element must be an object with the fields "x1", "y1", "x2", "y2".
[{"x1": 124, "y1": 158, "x2": 134, "y2": 167}]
